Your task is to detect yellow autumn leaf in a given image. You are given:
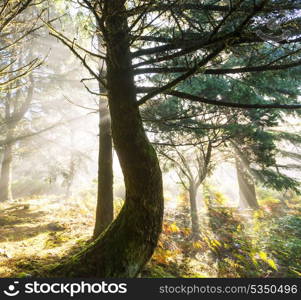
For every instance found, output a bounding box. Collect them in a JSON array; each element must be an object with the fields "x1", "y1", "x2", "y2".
[
  {"x1": 259, "y1": 251, "x2": 268, "y2": 261},
  {"x1": 212, "y1": 239, "x2": 222, "y2": 248},
  {"x1": 170, "y1": 223, "x2": 180, "y2": 233},
  {"x1": 182, "y1": 228, "x2": 191, "y2": 236},
  {"x1": 258, "y1": 251, "x2": 278, "y2": 271},
  {"x1": 193, "y1": 241, "x2": 203, "y2": 249},
  {"x1": 267, "y1": 259, "x2": 278, "y2": 271},
  {"x1": 153, "y1": 254, "x2": 167, "y2": 264}
]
